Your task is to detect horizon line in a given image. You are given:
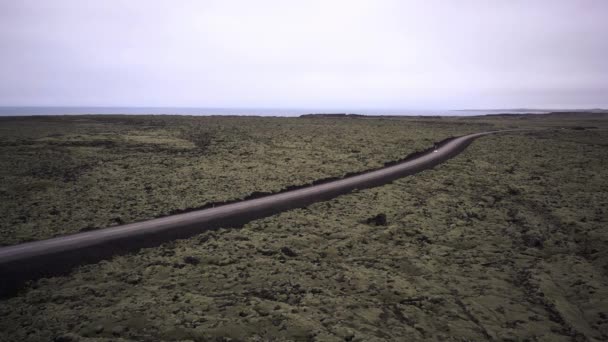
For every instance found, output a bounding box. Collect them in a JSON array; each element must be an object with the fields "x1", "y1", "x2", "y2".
[{"x1": 1, "y1": 105, "x2": 606, "y2": 111}]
